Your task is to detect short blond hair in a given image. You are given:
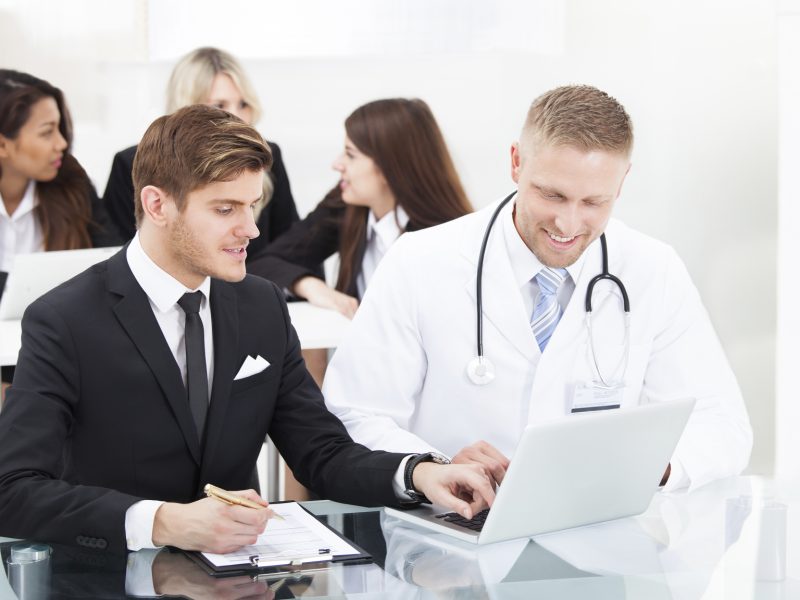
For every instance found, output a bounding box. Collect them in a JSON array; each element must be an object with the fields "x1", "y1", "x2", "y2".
[
  {"x1": 166, "y1": 47, "x2": 262, "y2": 124},
  {"x1": 520, "y1": 85, "x2": 633, "y2": 157},
  {"x1": 133, "y1": 105, "x2": 272, "y2": 226}
]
